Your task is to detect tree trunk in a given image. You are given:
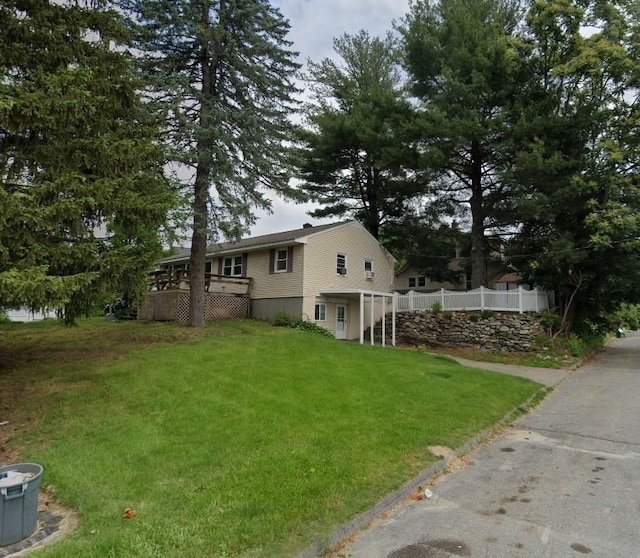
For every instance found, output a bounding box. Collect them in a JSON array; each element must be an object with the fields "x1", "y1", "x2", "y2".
[
  {"x1": 189, "y1": 167, "x2": 208, "y2": 328},
  {"x1": 558, "y1": 272, "x2": 582, "y2": 336},
  {"x1": 188, "y1": 1, "x2": 216, "y2": 328},
  {"x1": 367, "y1": 167, "x2": 380, "y2": 239},
  {"x1": 469, "y1": 141, "x2": 486, "y2": 288}
]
